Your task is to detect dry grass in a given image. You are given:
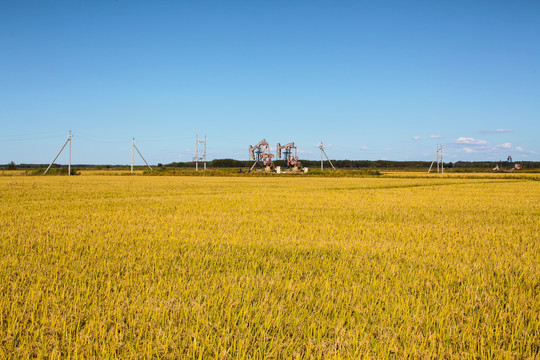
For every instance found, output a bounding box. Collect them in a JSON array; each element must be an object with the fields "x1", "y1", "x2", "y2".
[{"x1": 0, "y1": 175, "x2": 539, "y2": 358}]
